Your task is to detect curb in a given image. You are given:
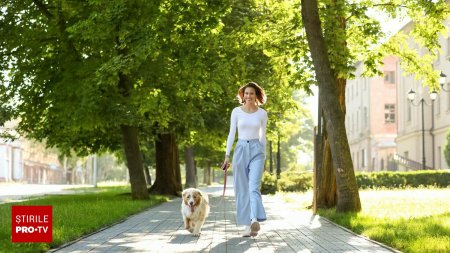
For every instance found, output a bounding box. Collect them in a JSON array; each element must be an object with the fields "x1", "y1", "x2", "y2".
[
  {"x1": 47, "y1": 199, "x2": 173, "y2": 252},
  {"x1": 317, "y1": 215, "x2": 403, "y2": 253}
]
